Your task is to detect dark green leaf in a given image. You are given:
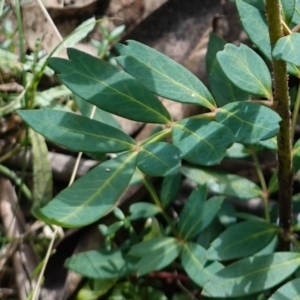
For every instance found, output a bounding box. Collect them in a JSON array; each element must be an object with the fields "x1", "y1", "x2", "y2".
[
  {"x1": 137, "y1": 142, "x2": 182, "y2": 176},
  {"x1": 36, "y1": 152, "x2": 137, "y2": 227},
  {"x1": 66, "y1": 249, "x2": 137, "y2": 279},
  {"x1": 116, "y1": 40, "x2": 216, "y2": 110},
  {"x1": 18, "y1": 109, "x2": 136, "y2": 153},
  {"x1": 217, "y1": 43, "x2": 272, "y2": 98},
  {"x1": 172, "y1": 118, "x2": 234, "y2": 166},
  {"x1": 206, "y1": 33, "x2": 249, "y2": 107},
  {"x1": 160, "y1": 173, "x2": 182, "y2": 207},
  {"x1": 181, "y1": 166, "x2": 262, "y2": 199},
  {"x1": 236, "y1": 0, "x2": 270, "y2": 58},
  {"x1": 179, "y1": 187, "x2": 224, "y2": 240},
  {"x1": 181, "y1": 242, "x2": 223, "y2": 287},
  {"x1": 178, "y1": 186, "x2": 206, "y2": 239},
  {"x1": 202, "y1": 252, "x2": 300, "y2": 298},
  {"x1": 268, "y1": 278, "x2": 300, "y2": 300},
  {"x1": 128, "y1": 237, "x2": 182, "y2": 276},
  {"x1": 206, "y1": 220, "x2": 279, "y2": 261},
  {"x1": 273, "y1": 33, "x2": 300, "y2": 66},
  {"x1": 48, "y1": 48, "x2": 171, "y2": 124},
  {"x1": 129, "y1": 202, "x2": 161, "y2": 220},
  {"x1": 259, "y1": 137, "x2": 278, "y2": 150},
  {"x1": 216, "y1": 102, "x2": 281, "y2": 144},
  {"x1": 218, "y1": 201, "x2": 237, "y2": 226},
  {"x1": 292, "y1": 0, "x2": 300, "y2": 26}
]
